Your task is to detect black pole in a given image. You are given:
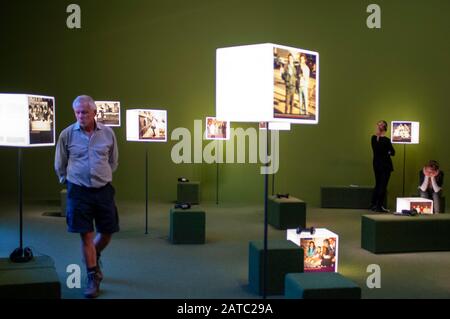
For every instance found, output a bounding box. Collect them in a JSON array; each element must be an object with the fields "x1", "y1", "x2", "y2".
[
  {"x1": 263, "y1": 122, "x2": 269, "y2": 299},
  {"x1": 18, "y1": 148, "x2": 23, "y2": 250},
  {"x1": 402, "y1": 144, "x2": 406, "y2": 197},
  {"x1": 145, "y1": 148, "x2": 149, "y2": 234},
  {"x1": 216, "y1": 141, "x2": 219, "y2": 205}
]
